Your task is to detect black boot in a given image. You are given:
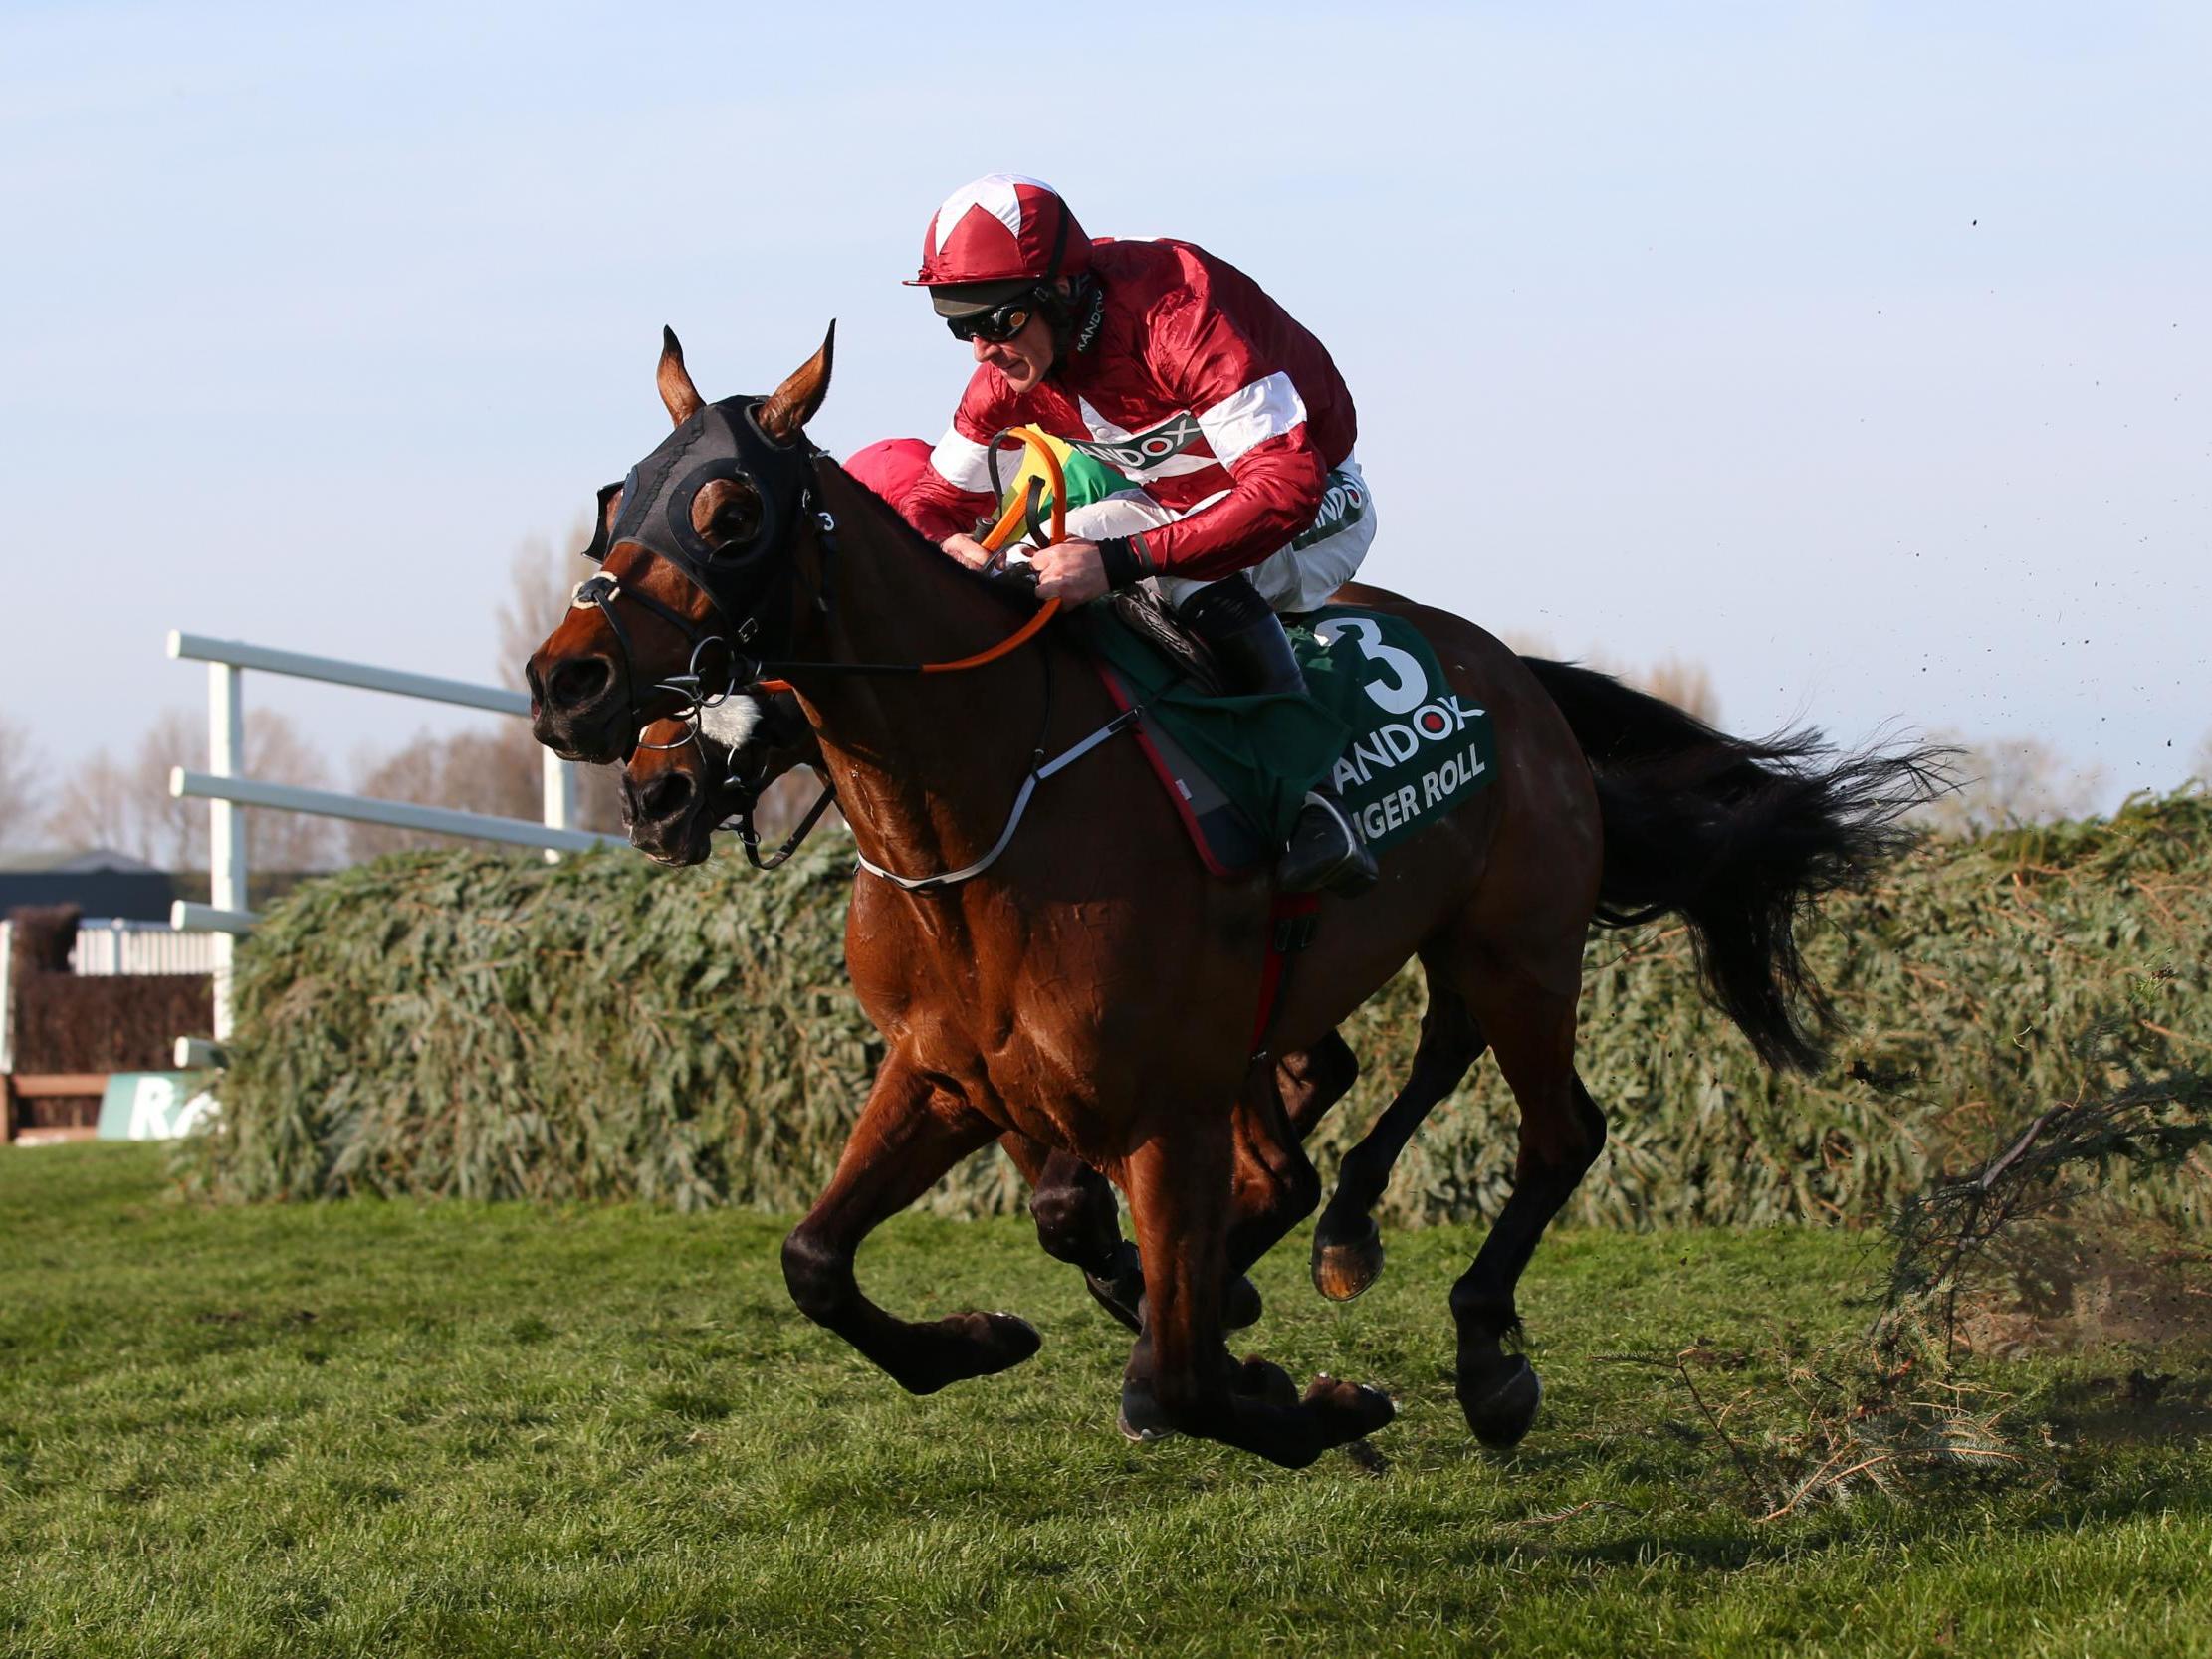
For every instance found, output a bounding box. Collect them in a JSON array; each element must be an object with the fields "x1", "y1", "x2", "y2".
[{"x1": 1177, "y1": 577, "x2": 1379, "y2": 898}]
